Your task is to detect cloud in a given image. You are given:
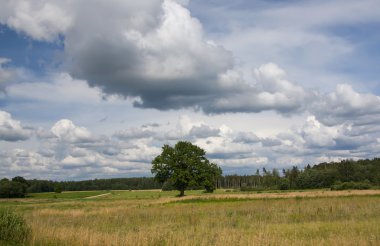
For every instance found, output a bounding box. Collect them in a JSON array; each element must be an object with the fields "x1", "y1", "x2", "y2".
[
  {"x1": 1, "y1": 0, "x2": 315, "y2": 115},
  {"x1": 189, "y1": 124, "x2": 220, "y2": 138},
  {"x1": 233, "y1": 132, "x2": 260, "y2": 144},
  {"x1": 51, "y1": 119, "x2": 94, "y2": 143},
  {"x1": 114, "y1": 128, "x2": 155, "y2": 140},
  {"x1": 5, "y1": 73, "x2": 104, "y2": 104},
  {"x1": 299, "y1": 116, "x2": 336, "y2": 148},
  {"x1": 312, "y1": 84, "x2": 380, "y2": 126},
  {"x1": 1, "y1": 0, "x2": 380, "y2": 179},
  {"x1": 1, "y1": 113, "x2": 380, "y2": 179},
  {"x1": 0, "y1": 111, "x2": 32, "y2": 141},
  {"x1": 206, "y1": 63, "x2": 310, "y2": 114},
  {"x1": 0, "y1": 0, "x2": 72, "y2": 41},
  {"x1": 66, "y1": 0, "x2": 234, "y2": 111},
  {"x1": 0, "y1": 58, "x2": 13, "y2": 86},
  {"x1": 0, "y1": 57, "x2": 23, "y2": 91}
]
